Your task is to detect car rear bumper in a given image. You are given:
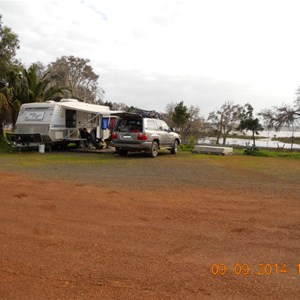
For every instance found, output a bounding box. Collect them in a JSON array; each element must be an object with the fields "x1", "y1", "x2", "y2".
[{"x1": 111, "y1": 141, "x2": 152, "y2": 151}]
